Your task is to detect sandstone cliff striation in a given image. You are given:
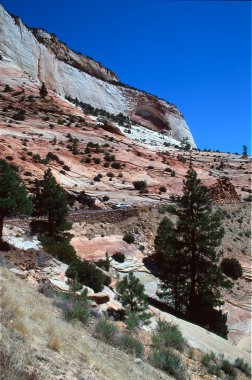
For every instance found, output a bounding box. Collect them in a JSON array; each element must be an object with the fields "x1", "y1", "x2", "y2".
[{"x1": 0, "y1": 4, "x2": 196, "y2": 147}]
